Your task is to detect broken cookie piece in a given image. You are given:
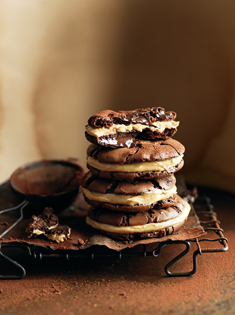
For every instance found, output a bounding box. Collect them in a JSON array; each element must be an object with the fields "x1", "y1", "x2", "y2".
[
  {"x1": 26, "y1": 207, "x2": 59, "y2": 238},
  {"x1": 46, "y1": 225, "x2": 71, "y2": 243},
  {"x1": 26, "y1": 207, "x2": 71, "y2": 243}
]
